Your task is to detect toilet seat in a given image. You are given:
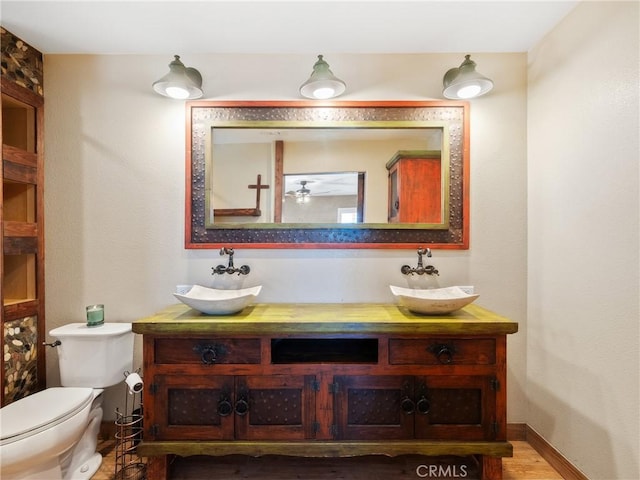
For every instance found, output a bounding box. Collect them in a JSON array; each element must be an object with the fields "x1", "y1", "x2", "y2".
[{"x1": 0, "y1": 387, "x2": 94, "y2": 446}]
